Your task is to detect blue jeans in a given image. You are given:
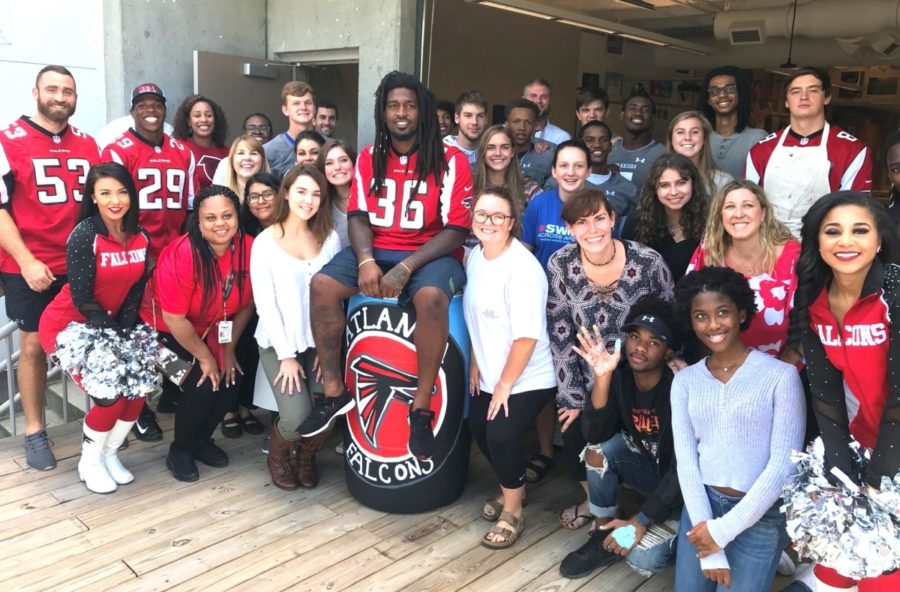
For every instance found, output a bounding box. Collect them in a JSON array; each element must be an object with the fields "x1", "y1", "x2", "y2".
[
  {"x1": 674, "y1": 486, "x2": 788, "y2": 592},
  {"x1": 585, "y1": 432, "x2": 678, "y2": 576}
]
